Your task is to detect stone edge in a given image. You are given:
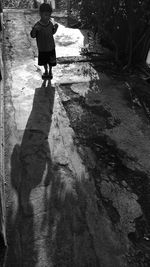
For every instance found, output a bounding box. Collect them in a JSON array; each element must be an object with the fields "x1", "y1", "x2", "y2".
[{"x1": 0, "y1": 28, "x2": 7, "y2": 248}]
